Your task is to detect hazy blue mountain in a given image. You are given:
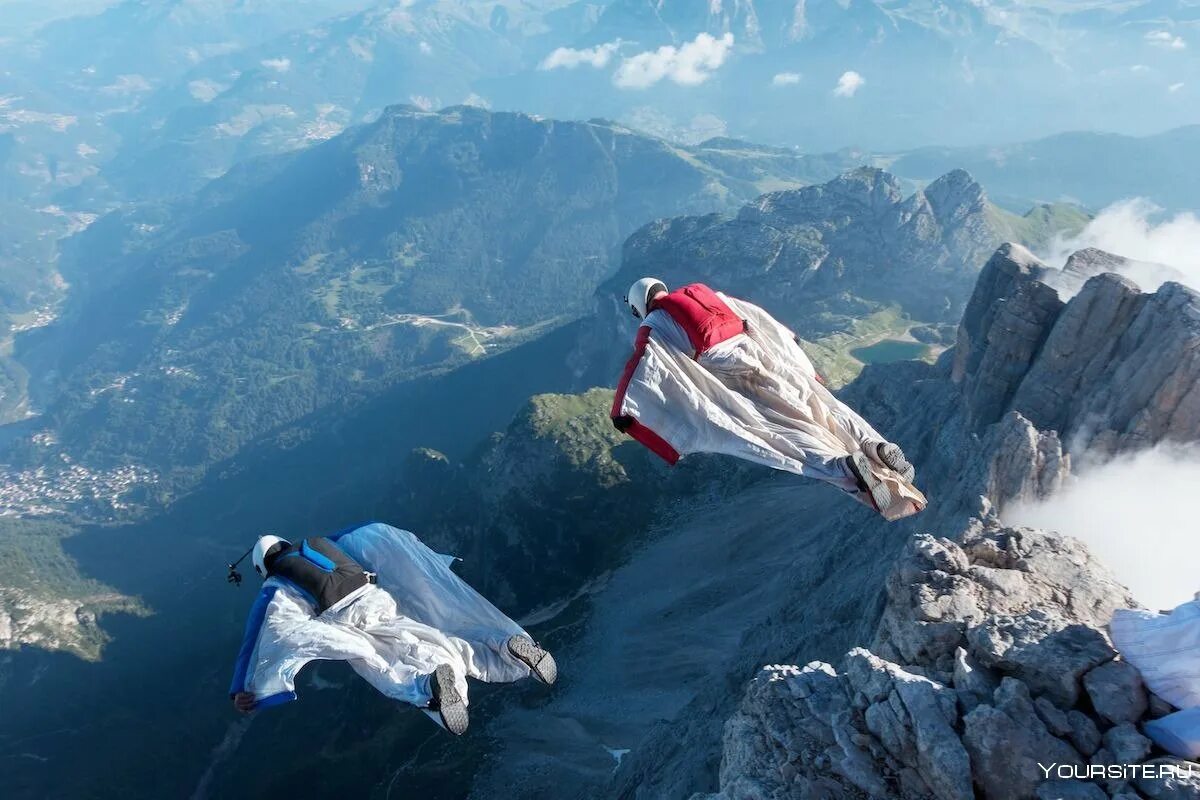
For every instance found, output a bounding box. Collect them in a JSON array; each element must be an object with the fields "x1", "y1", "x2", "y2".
[
  {"x1": 94, "y1": 2, "x2": 535, "y2": 197},
  {"x1": 488, "y1": 0, "x2": 1200, "y2": 150},
  {"x1": 891, "y1": 125, "x2": 1200, "y2": 212},
  {"x1": 5, "y1": 0, "x2": 1197, "y2": 214},
  {"x1": 0, "y1": 0, "x2": 118, "y2": 37},
  {"x1": 0, "y1": 0, "x2": 381, "y2": 209},
  {"x1": 5, "y1": 0, "x2": 378, "y2": 97}
]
